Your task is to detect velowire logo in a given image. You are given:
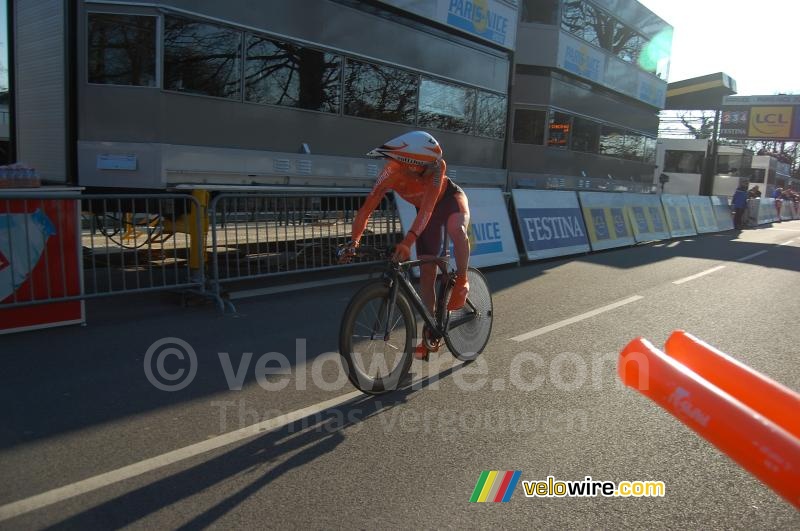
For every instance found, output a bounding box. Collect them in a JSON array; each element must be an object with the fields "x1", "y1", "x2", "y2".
[{"x1": 469, "y1": 470, "x2": 521, "y2": 503}]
